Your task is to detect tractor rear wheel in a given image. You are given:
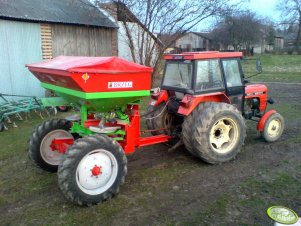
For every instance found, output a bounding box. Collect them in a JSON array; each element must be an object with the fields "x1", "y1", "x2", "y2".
[
  {"x1": 58, "y1": 135, "x2": 127, "y2": 206},
  {"x1": 261, "y1": 112, "x2": 284, "y2": 142},
  {"x1": 182, "y1": 104, "x2": 204, "y2": 157},
  {"x1": 145, "y1": 103, "x2": 178, "y2": 136},
  {"x1": 28, "y1": 119, "x2": 74, "y2": 172},
  {"x1": 183, "y1": 102, "x2": 246, "y2": 164}
]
